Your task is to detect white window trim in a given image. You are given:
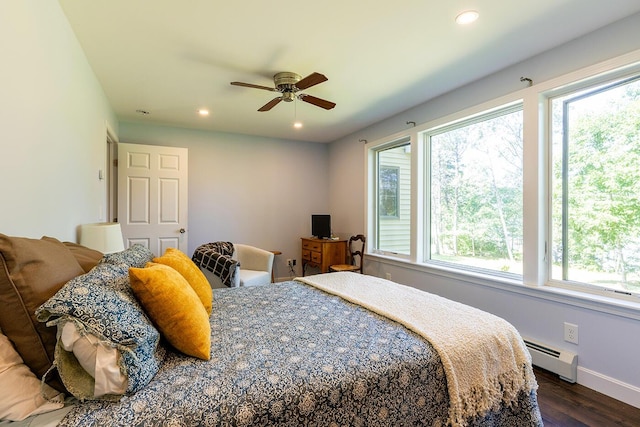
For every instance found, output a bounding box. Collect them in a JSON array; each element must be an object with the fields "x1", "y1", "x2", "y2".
[
  {"x1": 539, "y1": 52, "x2": 640, "y2": 302},
  {"x1": 365, "y1": 251, "x2": 640, "y2": 321},
  {"x1": 421, "y1": 101, "x2": 524, "y2": 276},
  {"x1": 365, "y1": 48, "x2": 640, "y2": 316},
  {"x1": 366, "y1": 134, "x2": 414, "y2": 260}
]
